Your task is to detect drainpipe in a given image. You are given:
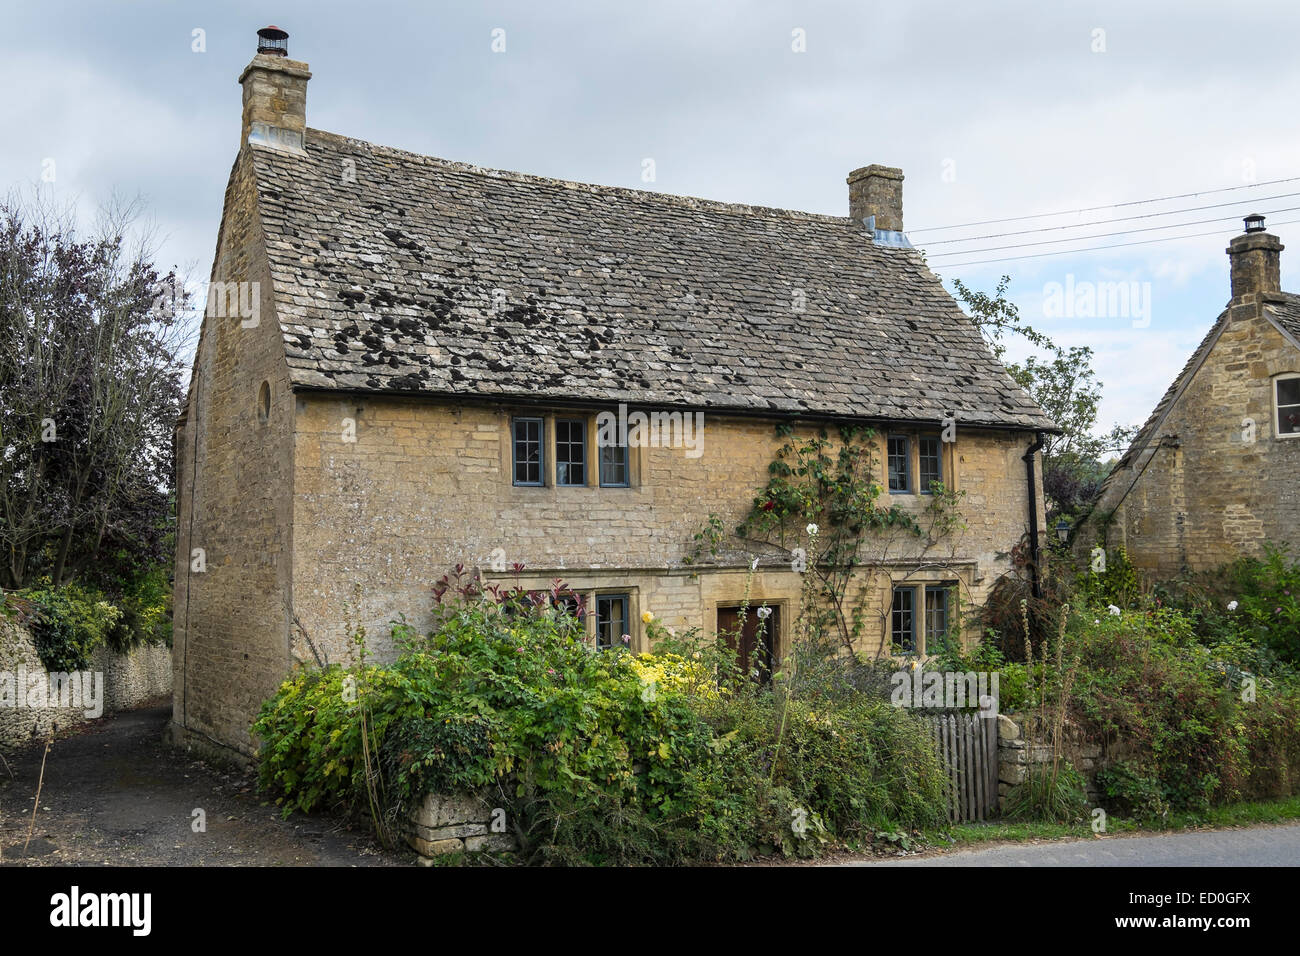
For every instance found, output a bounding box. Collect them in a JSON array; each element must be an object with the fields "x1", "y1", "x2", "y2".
[{"x1": 1022, "y1": 432, "x2": 1046, "y2": 600}]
